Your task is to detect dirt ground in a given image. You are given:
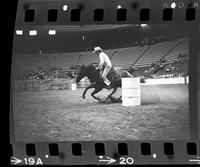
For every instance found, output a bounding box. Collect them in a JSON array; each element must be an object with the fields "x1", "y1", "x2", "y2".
[{"x1": 12, "y1": 87, "x2": 190, "y2": 141}]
